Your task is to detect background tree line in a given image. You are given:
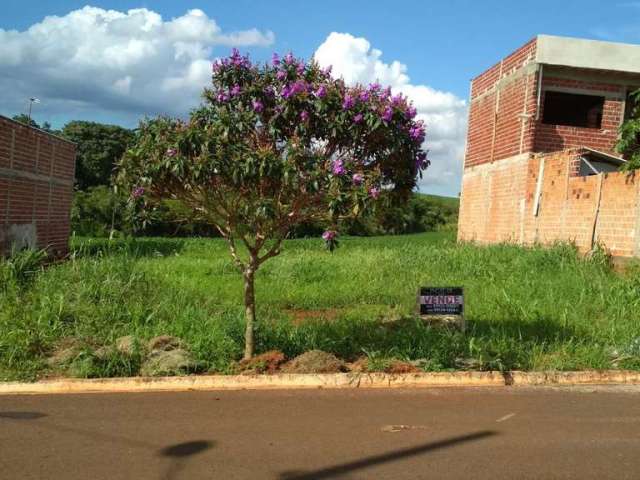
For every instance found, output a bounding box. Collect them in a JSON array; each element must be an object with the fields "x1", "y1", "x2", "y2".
[{"x1": 13, "y1": 114, "x2": 458, "y2": 238}]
